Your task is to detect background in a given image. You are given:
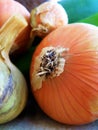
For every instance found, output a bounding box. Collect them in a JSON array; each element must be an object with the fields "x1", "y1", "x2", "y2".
[{"x1": 1, "y1": 0, "x2": 98, "y2": 129}]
